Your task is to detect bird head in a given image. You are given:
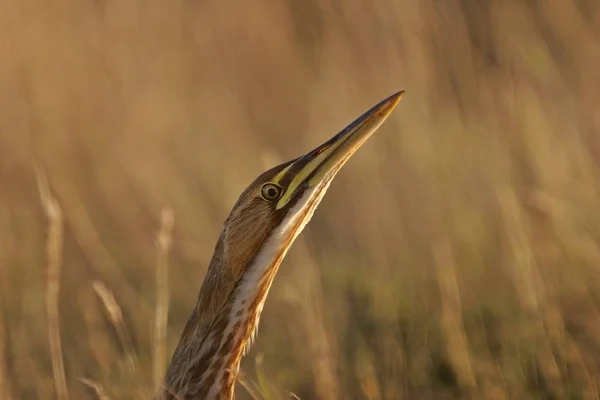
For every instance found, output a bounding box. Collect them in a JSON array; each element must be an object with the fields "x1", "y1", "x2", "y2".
[{"x1": 177, "y1": 91, "x2": 404, "y2": 347}]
